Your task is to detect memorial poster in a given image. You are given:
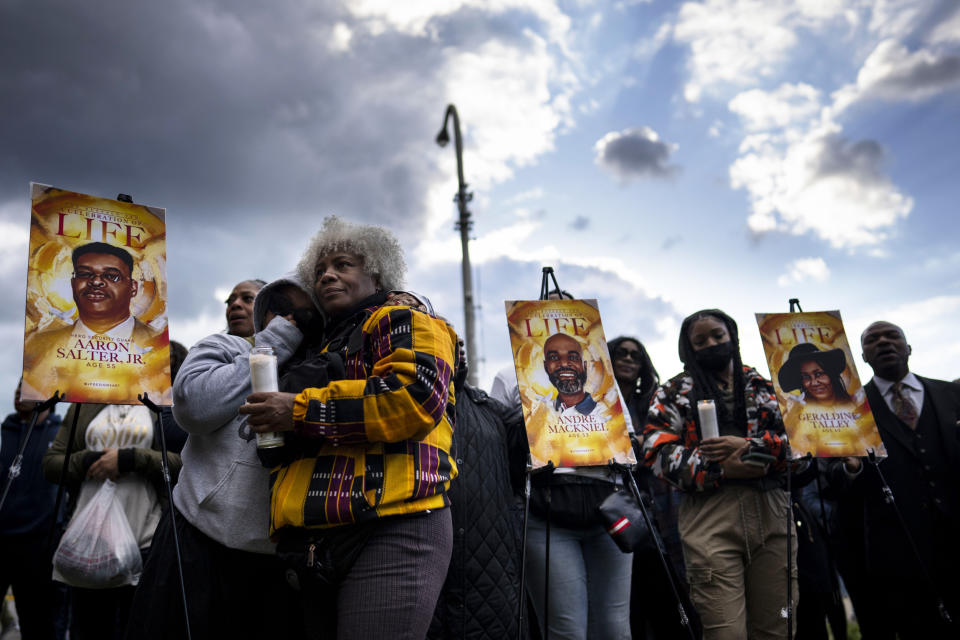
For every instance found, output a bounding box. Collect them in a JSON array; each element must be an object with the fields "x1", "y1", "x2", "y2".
[
  {"x1": 21, "y1": 184, "x2": 171, "y2": 405},
  {"x1": 505, "y1": 298, "x2": 635, "y2": 469},
  {"x1": 755, "y1": 310, "x2": 885, "y2": 458}
]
